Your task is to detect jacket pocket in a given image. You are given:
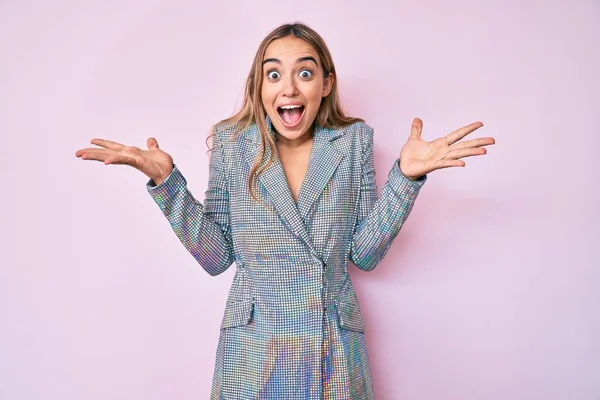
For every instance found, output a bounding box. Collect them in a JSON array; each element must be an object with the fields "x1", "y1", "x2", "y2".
[
  {"x1": 220, "y1": 299, "x2": 254, "y2": 330},
  {"x1": 336, "y1": 301, "x2": 365, "y2": 333}
]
